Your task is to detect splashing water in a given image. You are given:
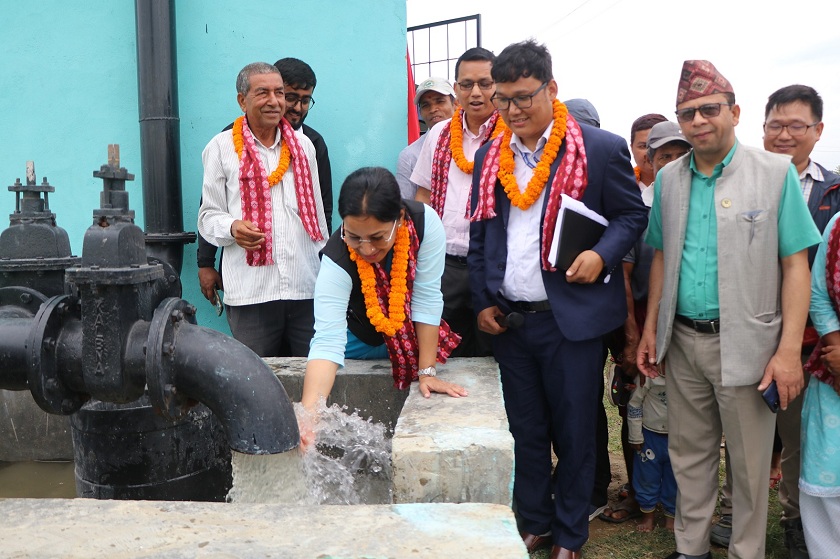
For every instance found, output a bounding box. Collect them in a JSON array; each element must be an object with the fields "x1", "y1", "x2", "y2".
[{"x1": 227, "y1": 400, "x2": 392, "y2": 505}]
